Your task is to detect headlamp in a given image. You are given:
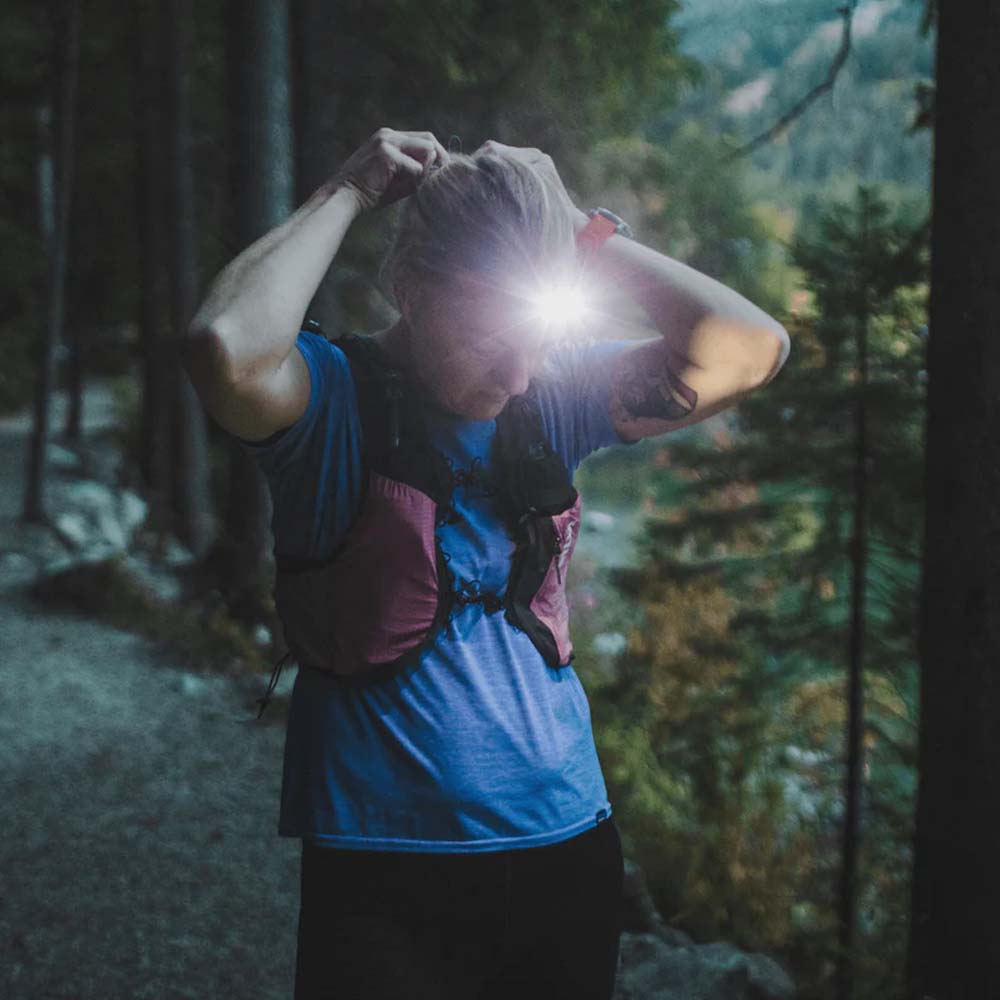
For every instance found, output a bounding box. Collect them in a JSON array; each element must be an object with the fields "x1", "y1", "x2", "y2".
[
  {"x1": 528, "y1": 281, "x2": 592, "y2": 333},
  {"x1": 521, "y1": 206, "x2": 632, "y2": 337}
]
